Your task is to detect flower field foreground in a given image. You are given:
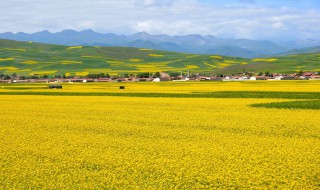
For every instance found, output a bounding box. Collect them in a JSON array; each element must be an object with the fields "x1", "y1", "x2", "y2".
[{"x1": 0, "y1": 81, "x2": 319, "y2": 189}]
